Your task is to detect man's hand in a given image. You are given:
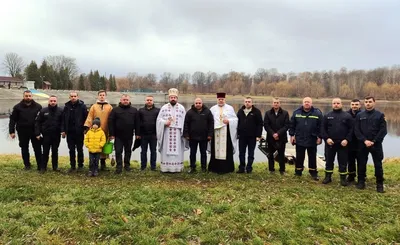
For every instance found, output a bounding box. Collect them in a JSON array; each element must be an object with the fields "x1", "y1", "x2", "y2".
[
  {"x1": 207, "y1": 136, "x2": 212, "y2": 141},
  {"x1": 9, "y1": 133, "x2": 15, "y2": 139},
  {"x1": 223, "y1": 118, "x2": 229, "y2": 124},
  {"x1": 341, "y1": 139, "x2": 348, "y2": 147},
  {"x1": 327, "y1": 138, "x2": 334, "y2": 145},
  {"x1": 165, "y1": 120, "x2": 171, "y2": 127},
  {"x1": 136, "y1": 136, "x2": 141, "y2": 139},
  {"x1": 185, "y1": 136, "x2": 190, "y2": 140},
  {"x1": 36, "y1": 136, "x2": 41, "y2": 140},
  {"x1": 256, "y1": 137, "x2": 261, "y2": 141},
  {"x1": 316, "y1": 137, "x2": 322, "y2": 145},
  {"x1": 109, "y1": 136, "x2": 115, "y2": 140},
  {"x1": 290, "y1": 136, "x2": 296, "y2": 145},
  {"x1": 273, "y1": 133, "x2": 279, "y2": 140},
  {"x1": 364, "y1": 140, "x2": 374, "y2": 147},
  {"x1": 61, "y1": 132, "x2": 66, "y2": 138}
]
